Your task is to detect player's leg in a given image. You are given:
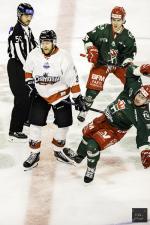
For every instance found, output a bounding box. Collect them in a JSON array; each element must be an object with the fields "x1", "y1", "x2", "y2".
[
  {"x1": 52, "y1": 97, "x2": 73, "y2": 163},
  {"x1": 77, "y1": 66, "x2": 109, "y2": 122},
  {"x1": 23, "y1": 125, "x2": 41, "y2": 169},
  {"x1": 63, "y1": 136, "x2": 100, "y2": 182},
  {"x1": 114, "y1": 67, "x2": 127, "y2": 85},
  {"x1": 84, "y1": 138, "x2": 100, "y2": 183},
  {"x1": 77, "y1": 89, "x2": 99, "y2": 122},
  {"x1": 63, "y1": 114, "x2": 106, "y2": 163},
  {"x1": 23, "y1": 96, "x2": 51, "y2": 169},
  {"x1": 63, "y1": 114, "x2": 127, "y2": 182}
]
